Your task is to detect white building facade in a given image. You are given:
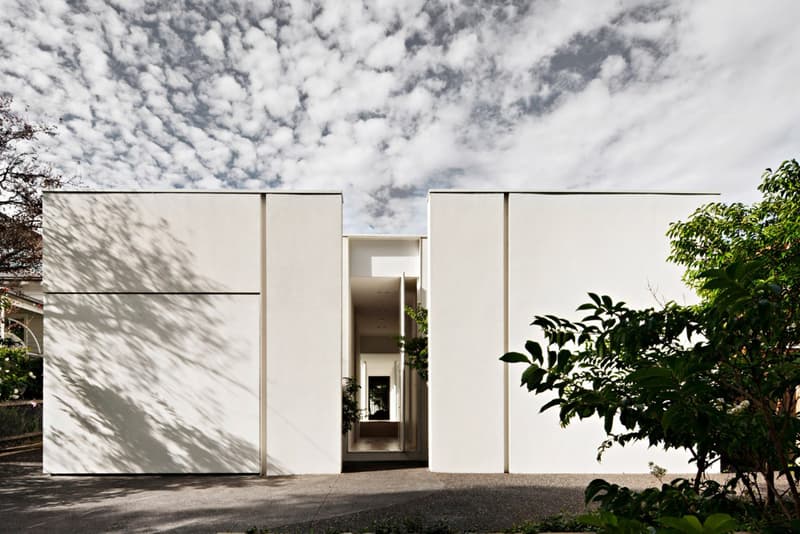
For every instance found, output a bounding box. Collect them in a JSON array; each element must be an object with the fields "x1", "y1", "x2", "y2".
[{"x1": 42, "y1": 190, "x2": 716, "y2": 475}]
